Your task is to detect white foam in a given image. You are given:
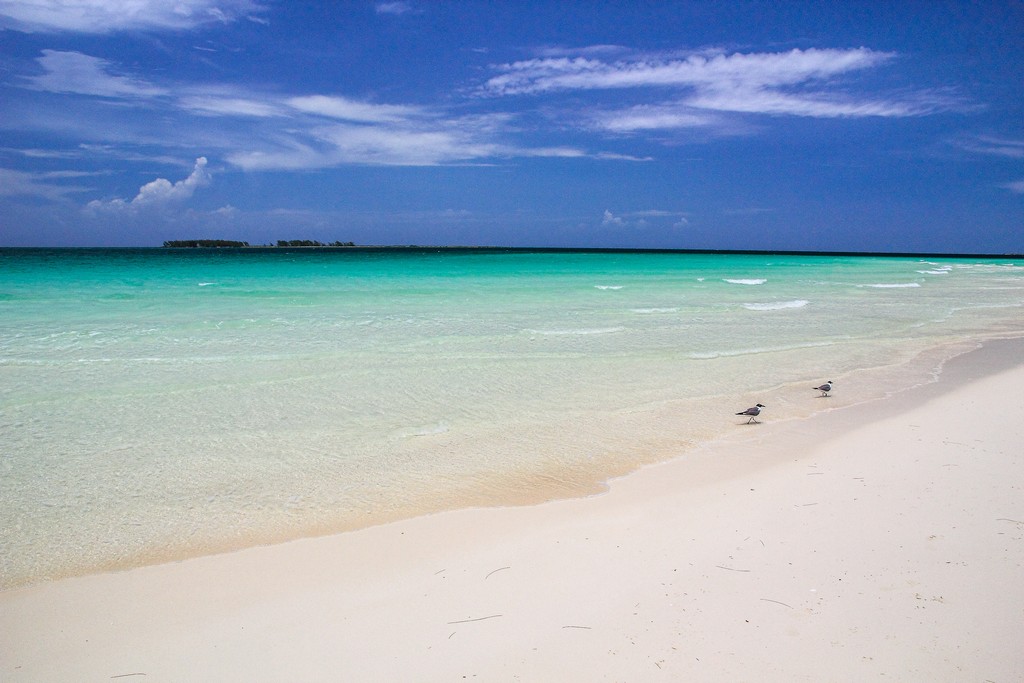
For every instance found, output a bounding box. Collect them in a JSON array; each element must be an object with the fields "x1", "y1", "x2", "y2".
[
  {"x1": 724, "y1": 278, "x2": 766, "y2": 285},
  {"x1": 743, "y1": 299, "x2": 810, "y2": 311},
  {"x1": 525, "y1": 327, "x2": 626, "y2": 336},
  {"x1": 860, "y1": 283, "x2": 921, "y2": 288},
  {"x1": 631, "y1": 307, "x2": 679, "y2": 314},
  {"x1": 410, "y1": 422, "x2": 450, "y2": 437},
  {"x1": 198, "y1": 282, "x2": 219, "y2": 287},
  {"x1": 688, "y1": 340, "x2": 834, "y2": 360},
  {"x1": 916, "y1": 270, "x2": 949, "y2": 275},
  {"x1": 594, "y1": 285, "x2": 623, "y2": 290}
]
